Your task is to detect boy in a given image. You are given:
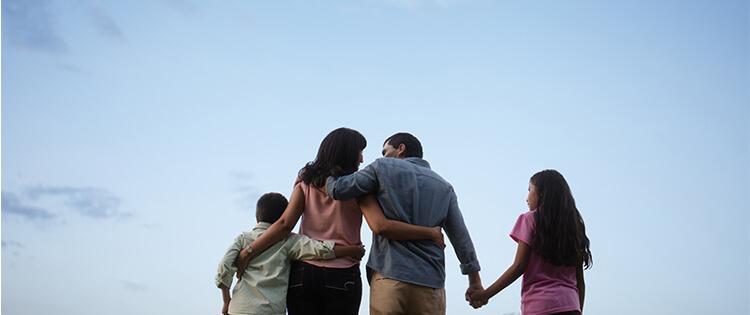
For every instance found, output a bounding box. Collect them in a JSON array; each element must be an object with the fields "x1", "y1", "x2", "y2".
[{"x1": 215, "y1": 192, "x2": 364, "y2": 315}]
